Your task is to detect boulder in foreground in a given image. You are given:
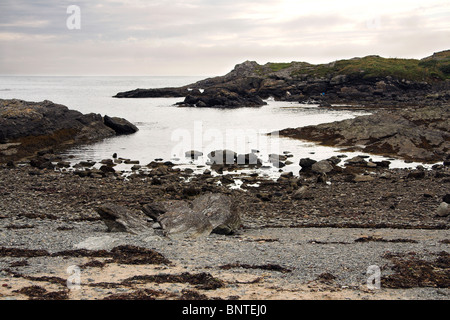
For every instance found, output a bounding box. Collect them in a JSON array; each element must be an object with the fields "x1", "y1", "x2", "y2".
[
  {"x1": 96, "y1": 203, "x2": 154, "y2": 235},
  {"x1": 142, "y1": 193, "x2": 241, "y2": 238}
]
